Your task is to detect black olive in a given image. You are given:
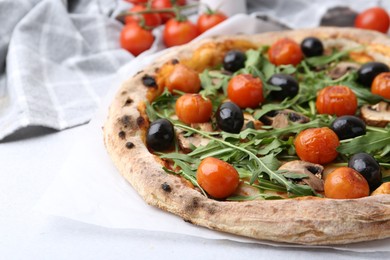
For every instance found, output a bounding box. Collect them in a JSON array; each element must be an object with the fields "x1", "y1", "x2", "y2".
[
  {"x1": 223, "y1": 50, "x2": 246, "y2": 72},
  {"x1": 330, "y1": 116, "x2": 366, "y2": 140},
  {"x1": 300, "y1": 37, "x2": 324, "y2": 57},
  {"x1": 267, "y1": 74, "x2": 299, "y2": 100},
  {"x1": 146, "y1": 118, "x2": 174, "y2": 151},
  {"x1": 348, "y1": 153, "x2": 382, "y2": 191},
  {"x1": 357, "y1": 62, "x2": 390, "y2": 87},
  {"x1": 216, "y1": 102, "x2": 244, "y2": 133}
]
